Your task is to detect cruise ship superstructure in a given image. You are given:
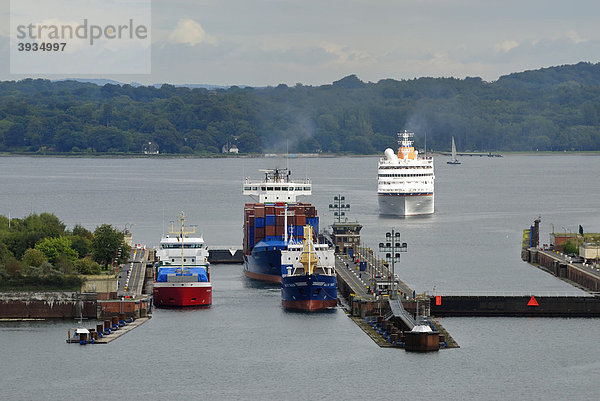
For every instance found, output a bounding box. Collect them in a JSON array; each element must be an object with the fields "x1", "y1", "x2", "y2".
[{"x1": 378, "y1": 130, "x2": 435, "y2": 216}]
